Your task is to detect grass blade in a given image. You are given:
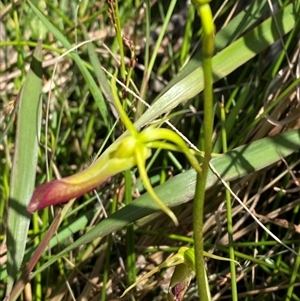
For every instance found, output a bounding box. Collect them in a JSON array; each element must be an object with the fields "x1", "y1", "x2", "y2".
[
  {"x1": 6, "y1": 40, "x2": 43, "y2": 296},
  {"x1": 81, "y1": 24, "x2": 115, "y2": 115}
]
